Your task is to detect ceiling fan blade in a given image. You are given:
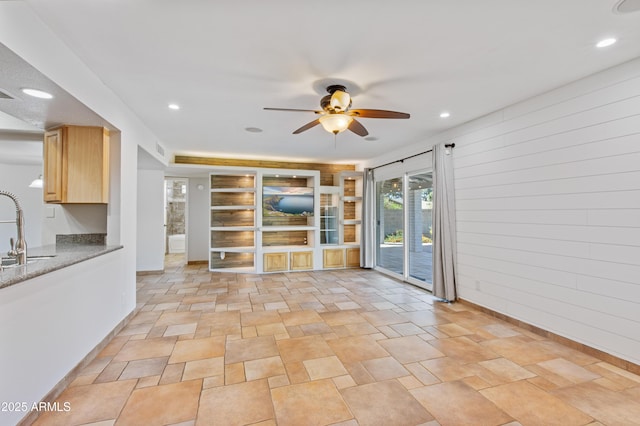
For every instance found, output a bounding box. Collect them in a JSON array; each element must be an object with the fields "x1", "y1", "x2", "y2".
[
  {"x1": 264, "y1": 107, "x2": 322, "y2": 114},
  {"x1": 293, "y1": 119, "x2": 321, "y2": 134},
  {"x1": 348, "y1": 109, "x2": 410, "y2": 119},
  {"x1": 348, "y1": 118, "x2": 369, "y2": 137}
]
